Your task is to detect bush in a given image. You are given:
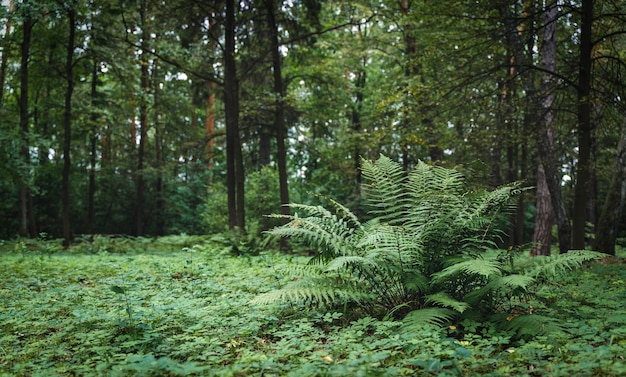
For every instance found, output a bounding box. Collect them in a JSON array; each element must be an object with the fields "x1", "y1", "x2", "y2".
[{"x1": 254, "y1": 155, "x2": 602, "y2": 337}]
